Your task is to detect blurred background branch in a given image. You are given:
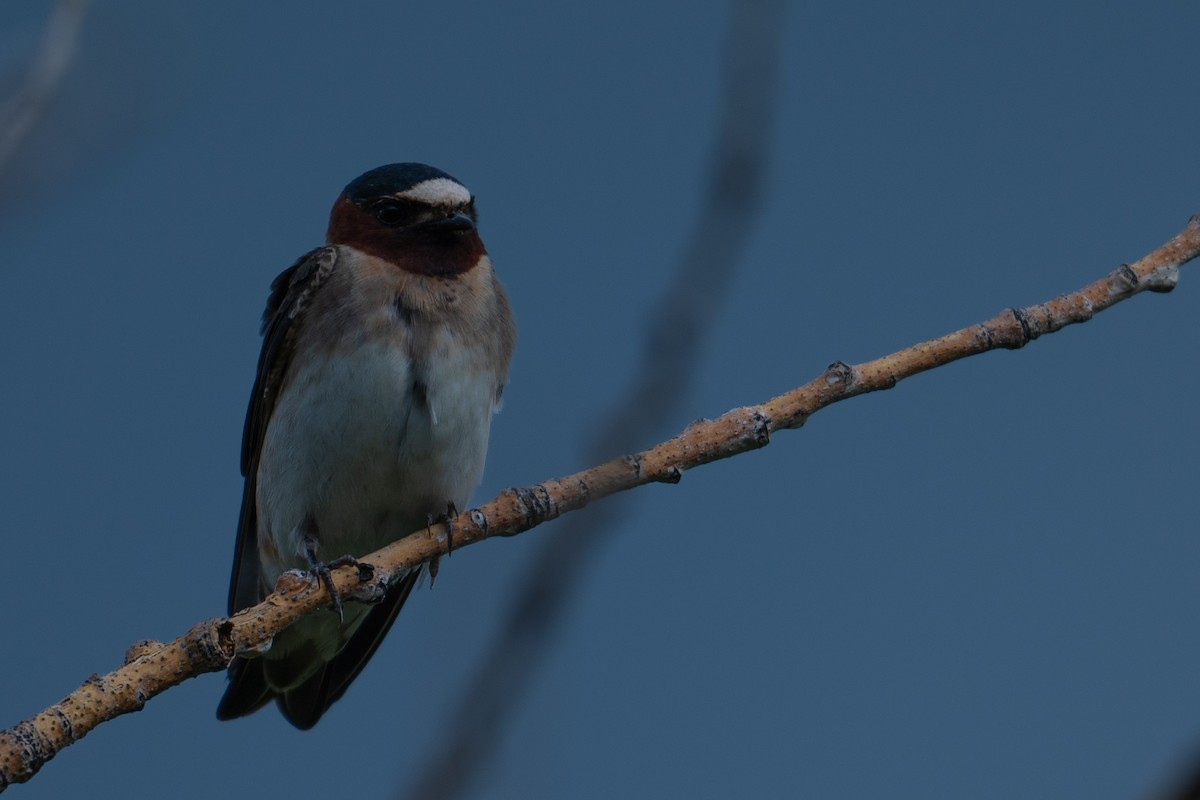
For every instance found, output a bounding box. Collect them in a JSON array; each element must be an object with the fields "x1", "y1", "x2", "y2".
[
  {"x1": 1148, "y1": 748, "x2": 1200, "y2": 800},
  {"x1": 0, "y1": 0, "x2": 89, "y2": 178},
  {"x1": 402, "y1": 1, "x2": 787, "y2": 797}
]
